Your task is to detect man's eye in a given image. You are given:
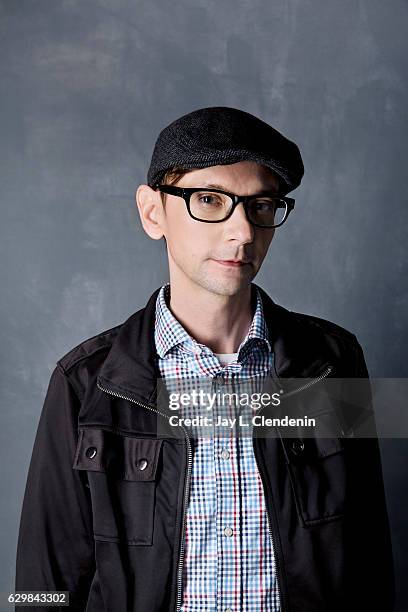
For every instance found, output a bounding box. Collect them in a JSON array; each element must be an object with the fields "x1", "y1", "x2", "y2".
[
  {"x1": 195, "y1": 193, "x2": 224, "y2": 206},
  {"x1": 252, "y1": 199, "x2": 275, "y2": 211}
]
